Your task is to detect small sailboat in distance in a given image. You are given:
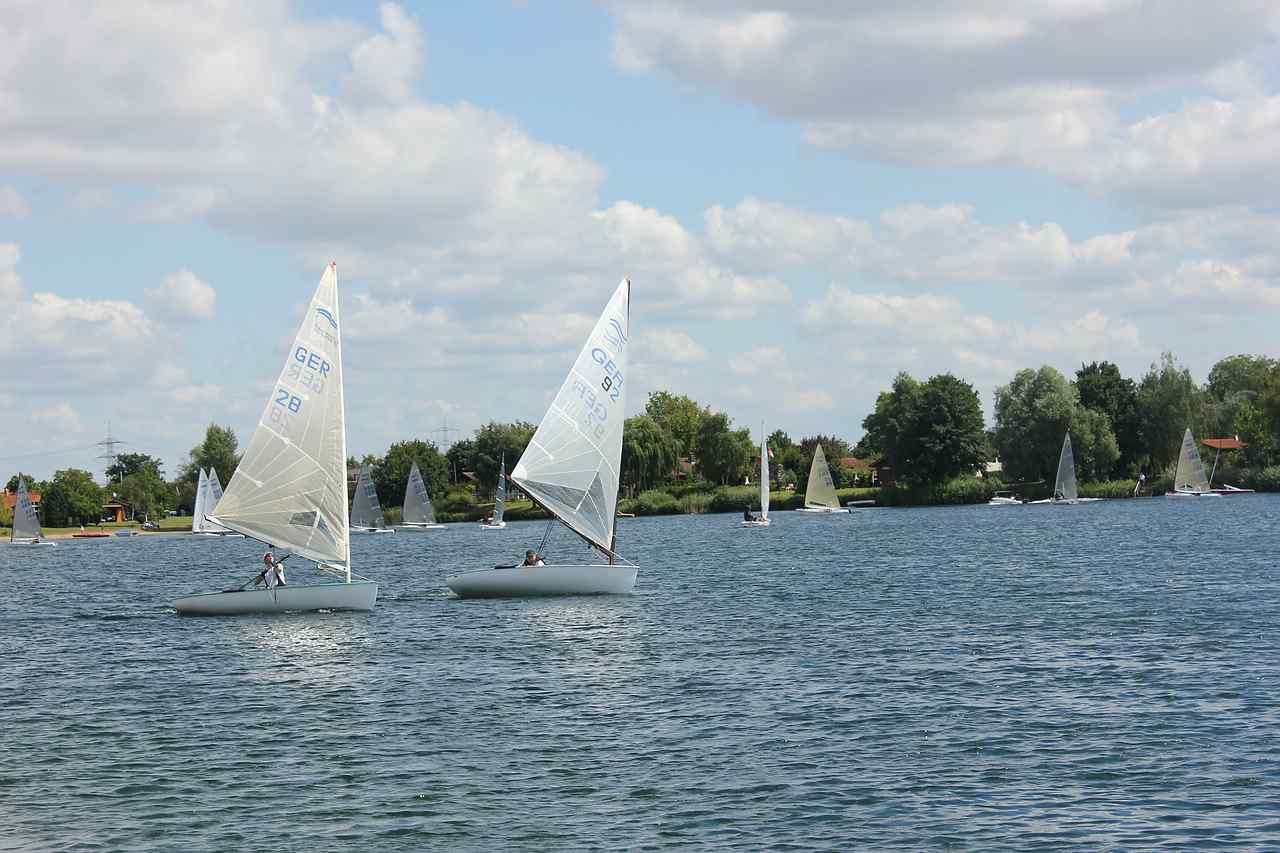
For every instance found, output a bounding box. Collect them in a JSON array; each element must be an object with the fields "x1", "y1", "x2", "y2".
[
  {"x1": 398, "y1": 461, "x2": 445, "y2": 530},
  {"x1": 479, "y1": 455, "x2": 507, "y2": 530},
  {"x1": 10, "y1": 475, "x2": 55, "y2": 547},
  {"x1": 796, "y1": 443, "x2": 848, "y2": 513},
  {"x1": 1166, "y1": 427, "x2": 1220, "y2": 498},
  {"x1": 350, "y1": 463, "x2": 395, "y2": 534},
  {"x1": 1031, "y1": 433, "x2": 1101, "y2": 504},
  {"x1": 172, "y1": 263, "x2": 378, "y2": 615},
  {"x1": 446, "y1": 278, "x2": 637, "y2": 597},
  {"x1": 742, "y1": 423, "x2": 771, "y2": 527},
  {"x1": 193, "y1": 468, "x2": 245, "y2": 536}
]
